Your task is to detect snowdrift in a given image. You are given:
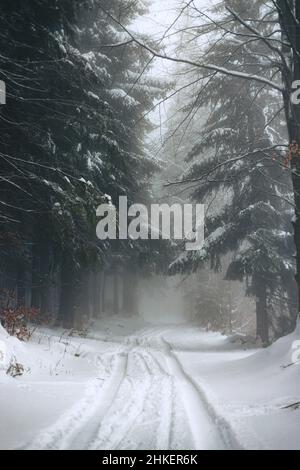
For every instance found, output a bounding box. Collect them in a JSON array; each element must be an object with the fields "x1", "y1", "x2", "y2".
[{"x1": 0, "y1": 324, "x2": 26, "y2": 376}]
